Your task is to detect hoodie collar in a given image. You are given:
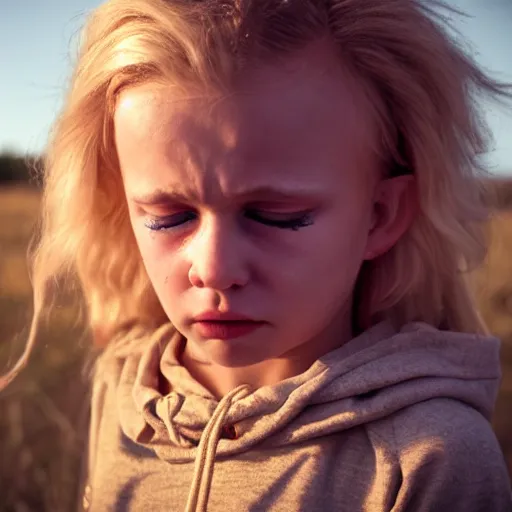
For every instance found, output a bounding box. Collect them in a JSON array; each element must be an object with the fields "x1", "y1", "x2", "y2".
[{"x1": 114, "y1": 319, "x2": 501, "y2": 461}]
